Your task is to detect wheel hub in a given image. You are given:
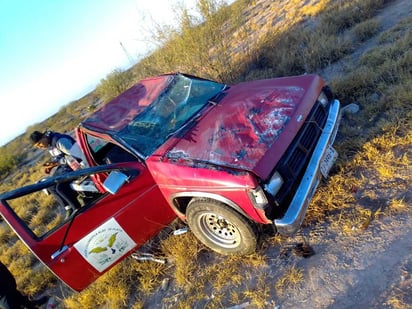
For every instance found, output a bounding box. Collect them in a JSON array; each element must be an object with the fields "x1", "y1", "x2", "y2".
[
  {"x1": 216, "y1": 218, "x2": 228, "y2": 229},
  {"x1": 199, "y1": 213, "x2": 241, "y2": 248}
]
